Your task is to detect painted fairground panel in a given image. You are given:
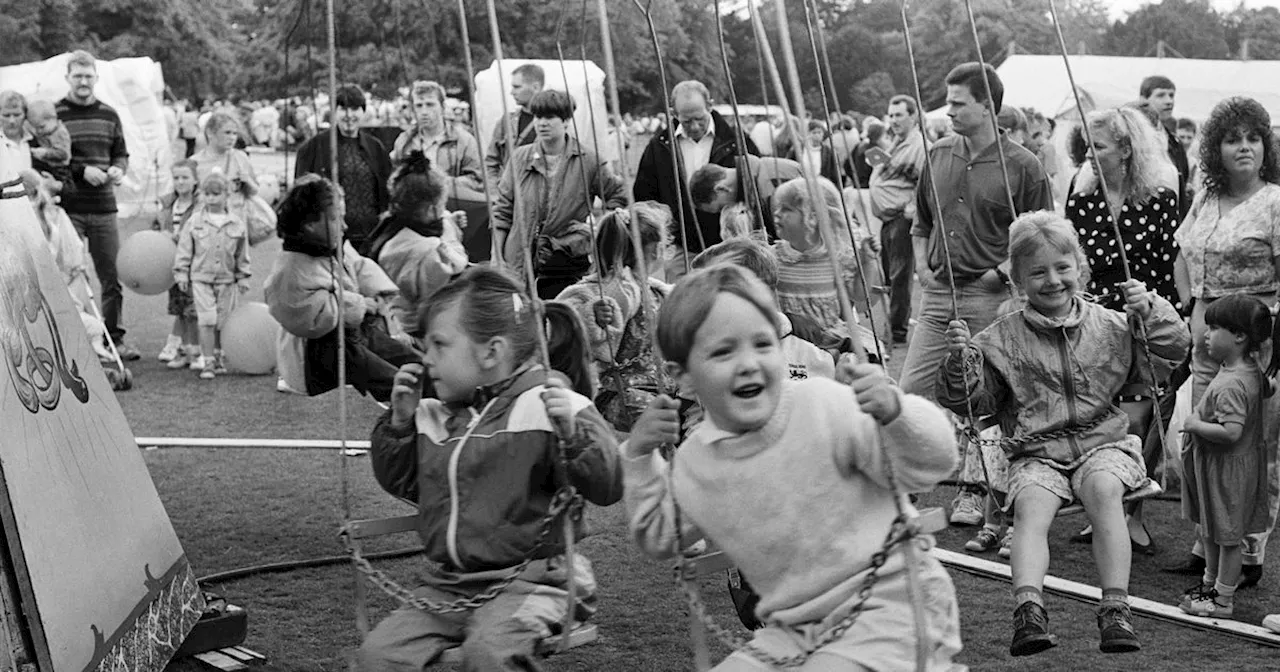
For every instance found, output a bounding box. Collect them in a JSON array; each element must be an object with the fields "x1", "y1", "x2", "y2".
[{"x1": 0, "y1": 194, "x2": 203, "y2": 672}]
